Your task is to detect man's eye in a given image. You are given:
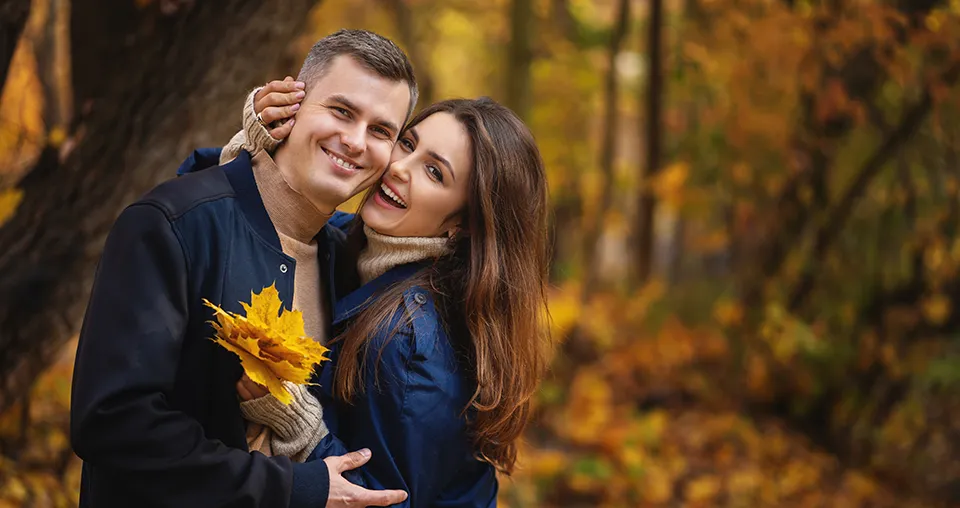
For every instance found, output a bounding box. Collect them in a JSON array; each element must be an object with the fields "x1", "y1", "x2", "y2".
[
  {"x1": 331, "y1": 107, "x2": 350, "y2": 117},
  {"x1": 372, "y1": 126, "x2": 390, "y2": 138}
]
